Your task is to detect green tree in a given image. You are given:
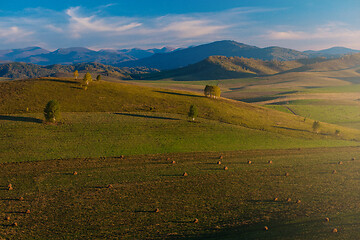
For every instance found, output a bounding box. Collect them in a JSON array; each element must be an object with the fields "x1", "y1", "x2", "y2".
[
  {"x1": 188, "y1": 105, "x2": 198, "y2": 121},
  {"x1": 312, "y1": 121, "x2": 320, "y2": 133},
  {"x1": 83, "y1": 72, "x2": 92, "y2": 86},
  {"x1": 213, "y1": 85, "x2": 221, "y2": 98},
  {"x1": 204, "y1": 85, "x2": 211, "y2": 97},
  {"x1": 96, "y1": 75, "x2": 101, "y2": 81},
  {"x1": 44, "y1": 100, "x2": 60, "y2": 123},
  {"x1": 74, "y1": 70, "x2": 79, "y2": 80}
]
